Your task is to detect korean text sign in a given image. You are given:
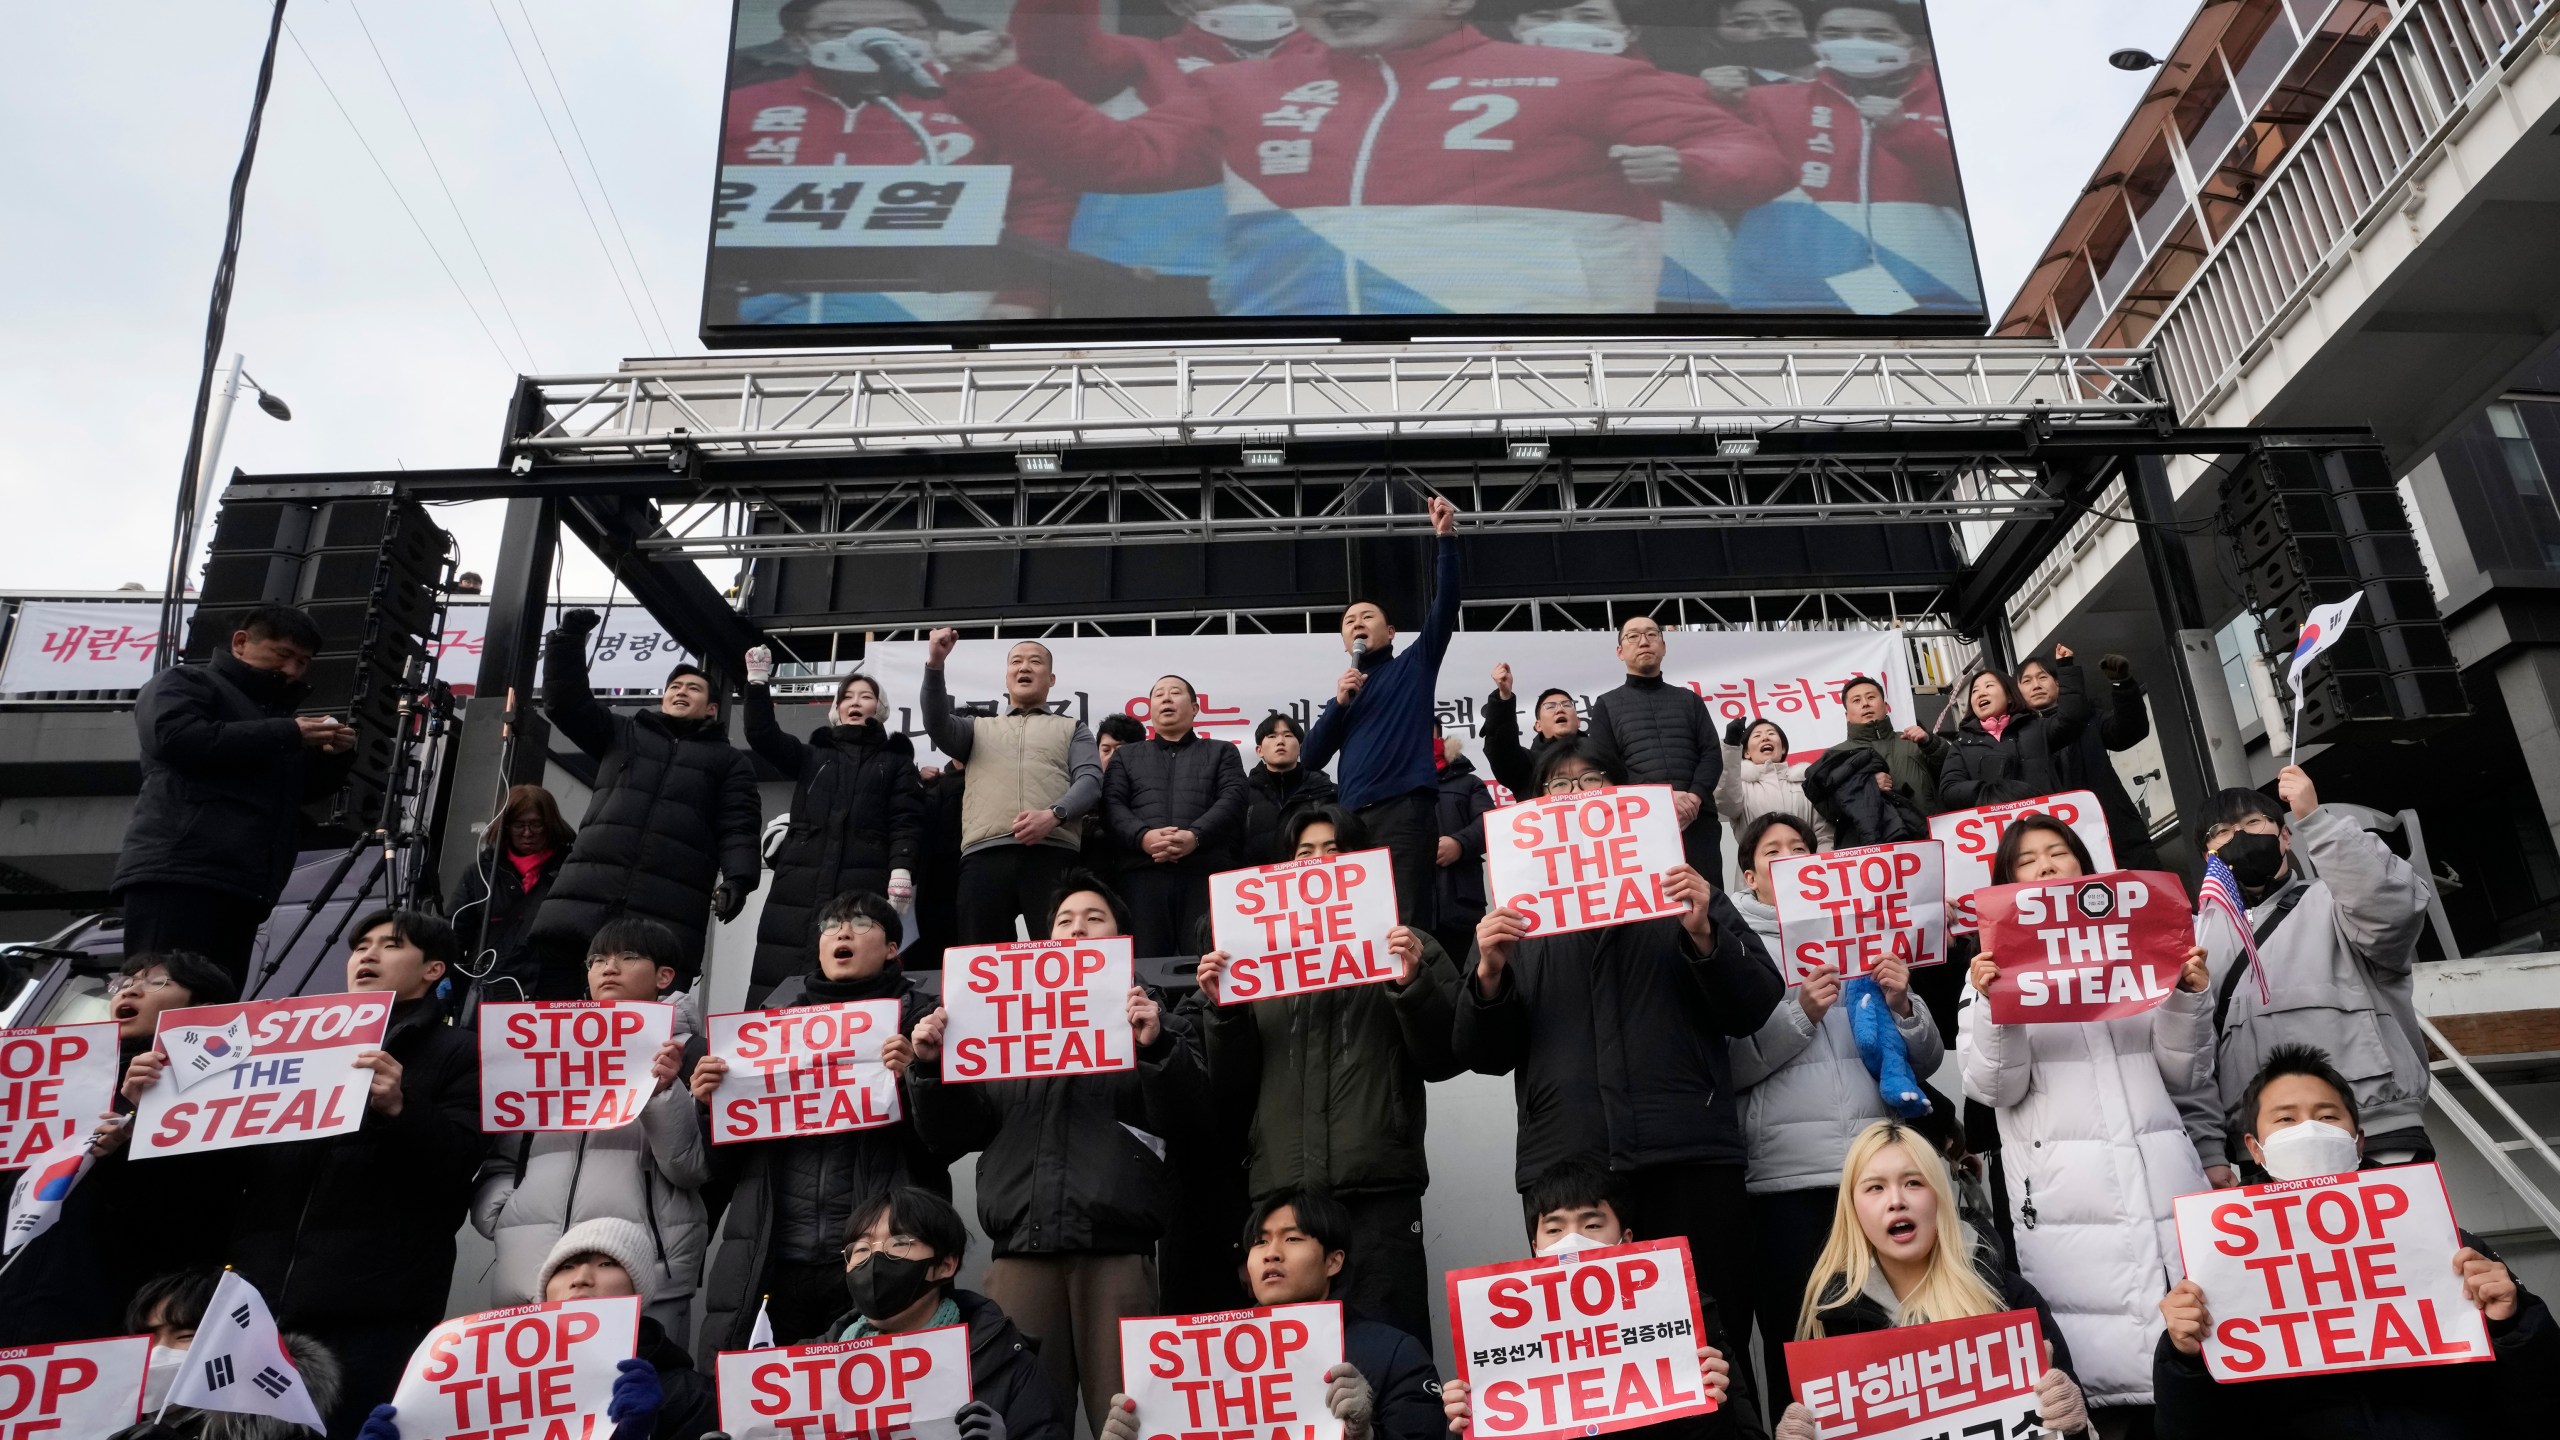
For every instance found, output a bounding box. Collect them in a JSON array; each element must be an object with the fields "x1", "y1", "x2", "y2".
[
  {"x1": 1977, "y1": 871, "x2": 2193, "y2": 1024},
  {"x1": 480, "y1": 1002, "x2": 674, "y2": 1133},
  {"x1": 391, "y1": 1297, "x2": 640, "y2": 1440},
  {"x1": 1208, "y1": 850, "x2": 1400, "y2": 1005},
  {"x1": 1930, "y1": 793, "x2": 2115, "y2": 933},
  {"x1": 1483, "y1": 786, "x2": 1689, "y2": 939},
  {"x1": 716, "y1": 1325, "x2": 974, "y2": 1440},
  {"x1": 0, "y1": 1023, "x2": 118, "y2": 1167},
  {"x1": 942, "y1": 937, "x2": 1134, "y2": 1082},
  {"x1": 0, "y1": 1335, "x2": 150, "y2": 1440},
  {"x1": 2173, "y1": 1163, "x2": 2491, "y2": 1382},
  {"x1": 1119, "y1": 1302, "x2": 1344, "y2": 1440},
  {"x1": 135, "y1": 994, "x2": 393, "y2": 1157},
  {"x1": 705, "y1": 1000, "x2": 903, "y2": 1144},
  {"x1": 1447, "y1": 1238, "x2": 1714, "y2": 1440},
  {"x1": 1782, "y1": 1309, "x2": 2043, "y2": 1440},
  {"x1": 1770, "y1": 842, "x2": 1947, "y2": 984}
]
